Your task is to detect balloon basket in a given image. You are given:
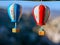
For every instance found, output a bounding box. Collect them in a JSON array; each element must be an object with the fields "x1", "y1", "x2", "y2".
[
  {"x1": 38, "y1": 27, "x2": 45, "y2": 36},
  {"x1": 38, "y1": 30, "x2": 45, "y2": 36},
  {"x1": 33, "y1": 26, "x2": 45, "y2": 36},
  {"x1": 12, "y1": 28, "x2": 20, "y2": 33}
]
